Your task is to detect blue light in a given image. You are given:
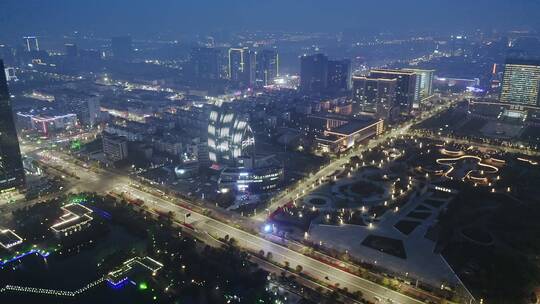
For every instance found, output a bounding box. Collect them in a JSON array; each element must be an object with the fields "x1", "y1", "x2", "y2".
[
  {"x1": 263, "y1": 224, "x2": 272, "y2": 233},
  {"x1": 79, "y1": 201, "x2": 112, "y2": 220},
  {"x1": 0, "y1": 249, "x2": 50, "y2": 267},
  {"x1": 107, "y1": 277, "x2": 129, "y2": 289},
  {"x1": 466, "y1": 86, "x2": 485, "y2": 93}
]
